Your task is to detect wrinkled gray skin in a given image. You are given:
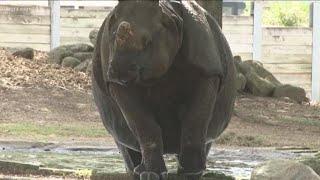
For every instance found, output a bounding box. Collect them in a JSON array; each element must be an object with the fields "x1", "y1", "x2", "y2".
[{"x1": 92, "y1": 1, "x2": 236, "y2": 180}]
